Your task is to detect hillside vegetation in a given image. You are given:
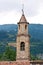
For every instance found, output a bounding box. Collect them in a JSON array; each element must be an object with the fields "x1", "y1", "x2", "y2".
[{"x1": 0, "y1": 24, "x2": 43, "y2": 59}]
